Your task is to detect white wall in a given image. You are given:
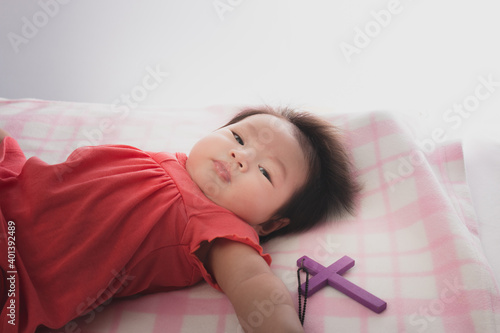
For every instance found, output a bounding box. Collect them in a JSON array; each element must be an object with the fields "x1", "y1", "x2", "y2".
[{"x1": 1, "y1": 0, "x2": 499, "y2": 137}]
